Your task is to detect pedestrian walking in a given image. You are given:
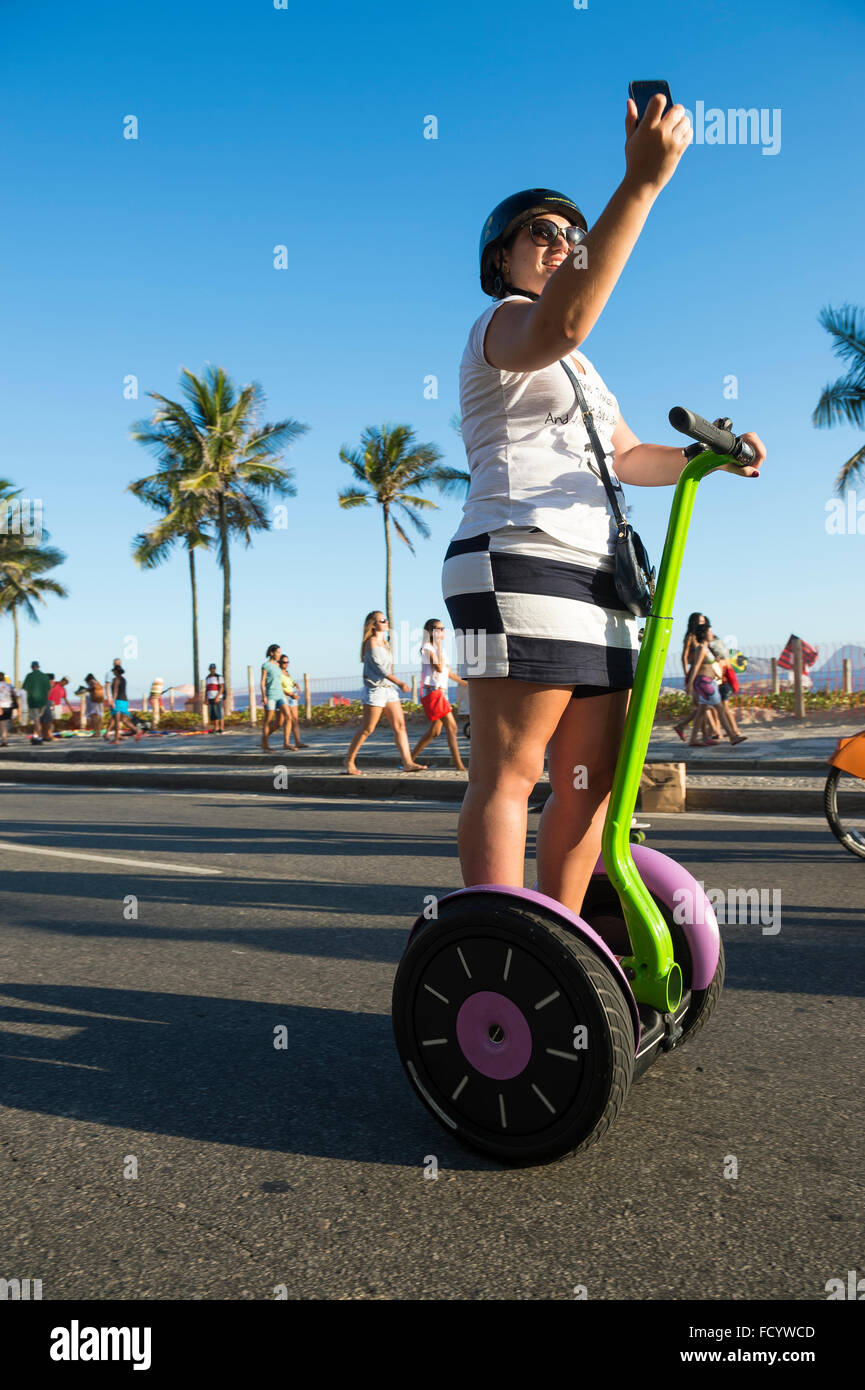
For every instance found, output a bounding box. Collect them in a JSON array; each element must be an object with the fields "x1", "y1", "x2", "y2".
[
  {"x1": 22, "y1": 661, "x2": 51, "y2": 741},
  {"x1": 673, "y1": 612, "x2": 721, "y2": 742},
  {"x1": 705, "y1": 623, "x2": 746, "y2": 741},
  {"x1": 83, "y1": 673, "x2": 105, "y2": 735},
  {"x1": 0, "y1": 670, "x2": 16, "y2": 746},
  {"x1": 149, "y1": 676, "x2": 165, "y2": 727},
  {"x1": 107, "y1": 664, "x2": 140, "y2": 743},
  {"x1": 410, "y1": 618, "x2": 468, "y2": 771},
  {"x1": 260, "y1": 644, "x2": 285, "y2": 750},
  {"x1": 343, "y1": 611, "x2": 428, "y2": 774},
  {"x1": 277, "y1": 655, "x2": 309, "y2": 749},
  {"x1": 441, "y1": 125, "x2": 765, "y2": 911},
  {"x1": 205, "y1": 664, "x2": 225, "y2": 733},
  {"x1": 45, "y1": 676, "x2": 72, "y2": 737},
  {"x1": 684, "y1": 621, "x2": 747, "y2": 746}
]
